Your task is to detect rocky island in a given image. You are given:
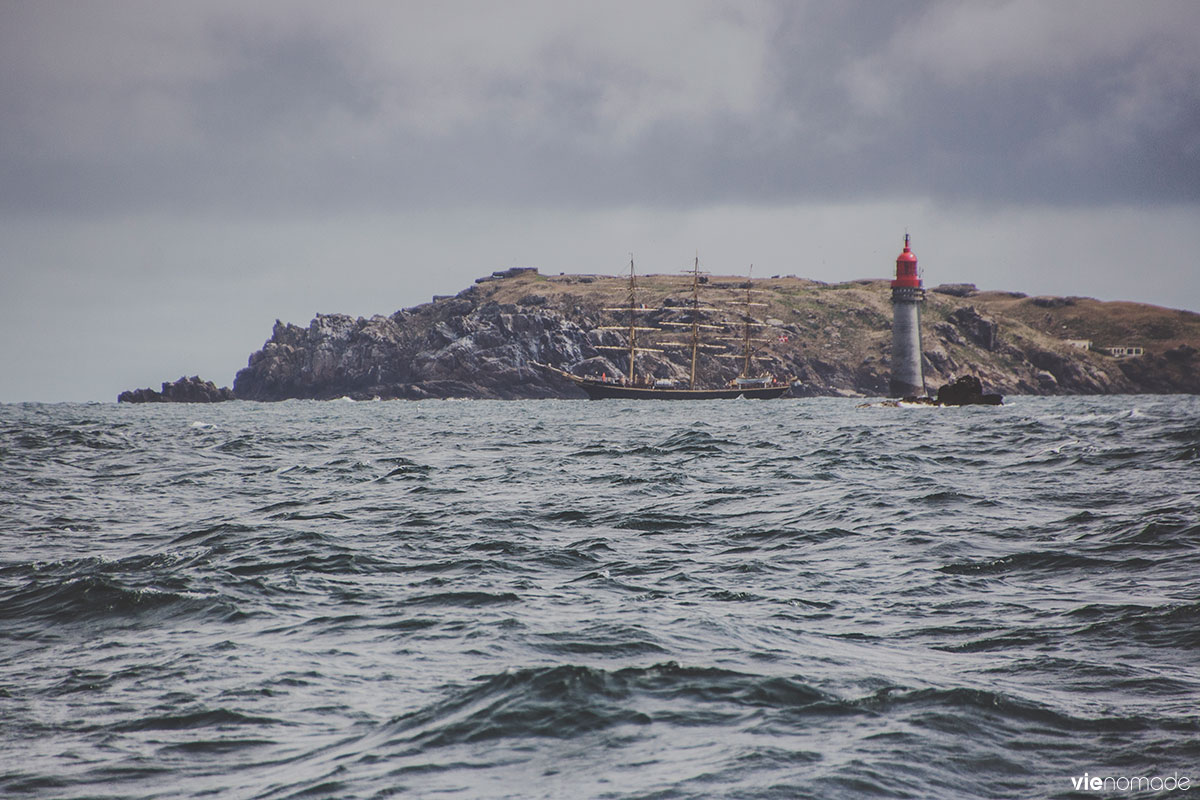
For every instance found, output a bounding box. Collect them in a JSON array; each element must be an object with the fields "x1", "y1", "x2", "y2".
[{"x1": 122, "y1": 268, "x2": 1200, "y2": 401}]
